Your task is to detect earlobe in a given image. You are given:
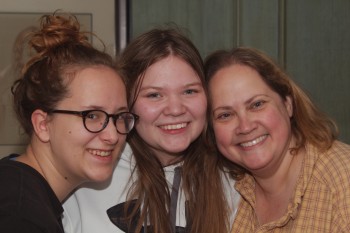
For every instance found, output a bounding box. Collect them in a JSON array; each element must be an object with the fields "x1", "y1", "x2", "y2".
[
  {"x1": 285, "y1": 96, "x2": 293, "y2": 117},
  {"x1": 31, "y1": 109, "x2": 50, "y2": 142}
]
